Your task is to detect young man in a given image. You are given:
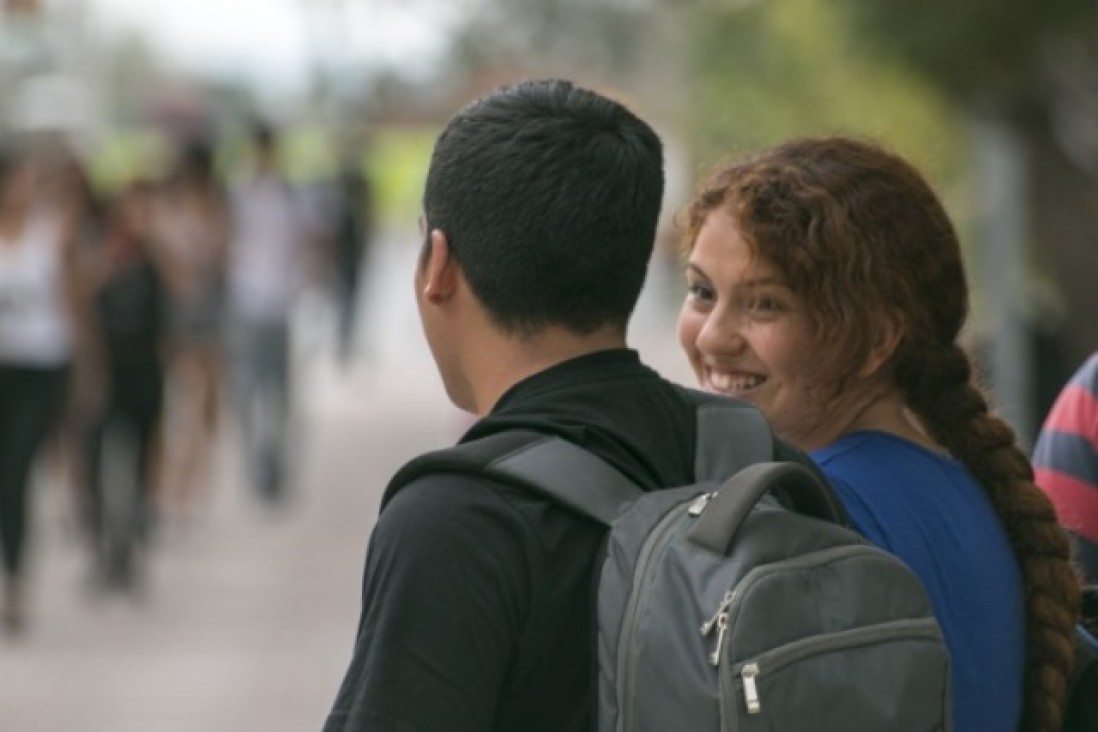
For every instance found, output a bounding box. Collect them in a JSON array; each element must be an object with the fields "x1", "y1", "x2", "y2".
[{"x1": 324, "y1": 79, "x2": 777, "y2": 731}]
